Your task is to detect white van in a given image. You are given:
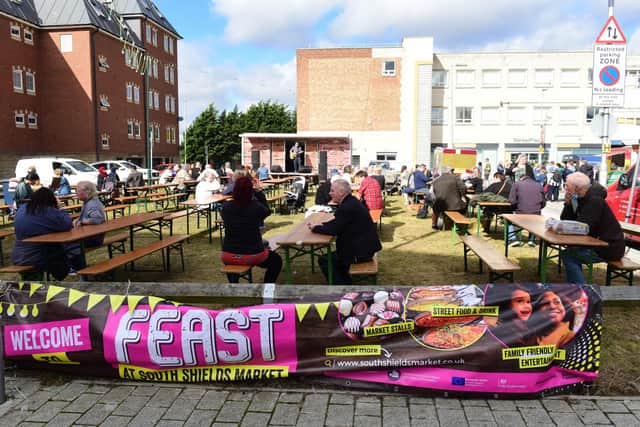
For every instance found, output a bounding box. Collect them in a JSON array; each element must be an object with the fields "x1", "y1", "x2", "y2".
[{"x1": 15, "y1": 158, "x2": 99, "y2": 187}]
